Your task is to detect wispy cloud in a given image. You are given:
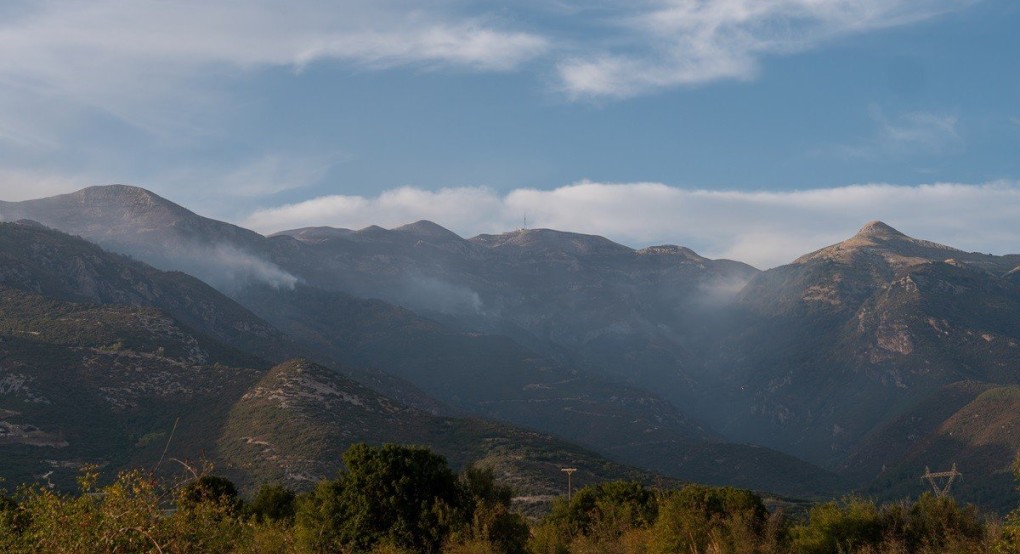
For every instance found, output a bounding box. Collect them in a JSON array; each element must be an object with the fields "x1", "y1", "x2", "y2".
[
  {"x1": 0, "y1": 1, "x2": 548, "y2": 138},
  {"x1": 242, "y1": 180, "x2": 1020, "y2": 269},
  {"x1": 557, "y1": 0, "x2": 974, "y2": 98},
  {"x1": 0, "y1": 0, "x2": 973, "y2": 130},
  {"x1": 156, "y1": 152, "x2": 342, "y2": 200},
  {"x1": 826, "y1": 106, "x2": 963, "y2": 160},
  {"x1": 878, "y1": 109, "x2": 961, "y2": 153}
]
